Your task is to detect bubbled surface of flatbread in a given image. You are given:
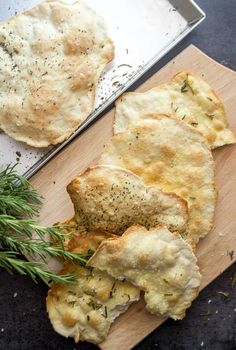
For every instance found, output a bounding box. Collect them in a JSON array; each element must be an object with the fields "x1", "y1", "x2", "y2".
[
  {"x1": 88, "y1": 225, "x2": 201, "y2": 320},
  {"x1": 47, "y1": 231, "x2": 140, "y2": 344},
  {"x1": 0, "y1": 0, "x2": 114, "y2": 147},
  {"x1": 67, "y1": 165, "x2": 188, "y2": 235},
  {"x1": 100, "y1": 115, "x2": 216, "y2": 245},
  {"x1": 114, "y1": 72, "x2": 235, "y2": 149}
]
